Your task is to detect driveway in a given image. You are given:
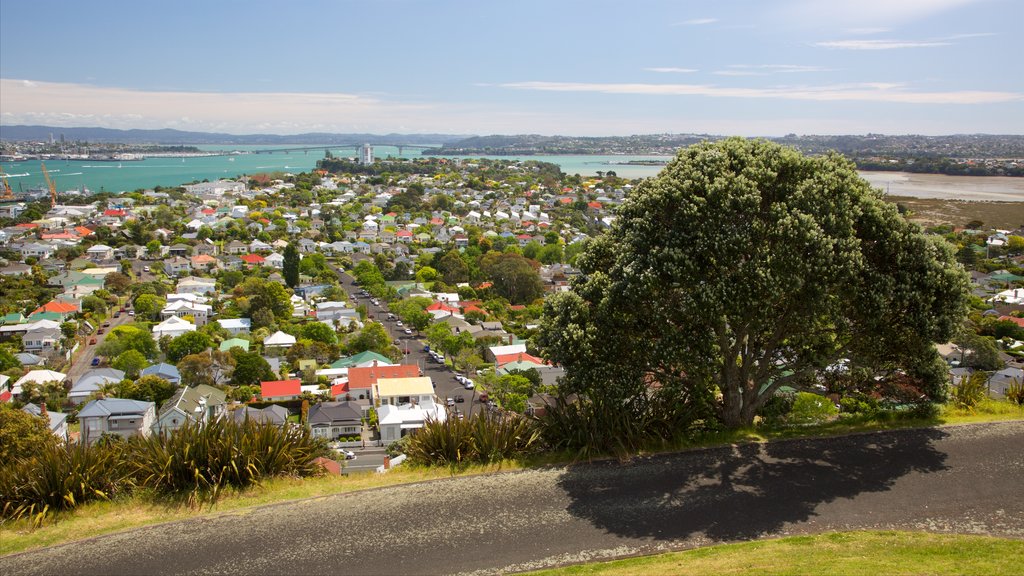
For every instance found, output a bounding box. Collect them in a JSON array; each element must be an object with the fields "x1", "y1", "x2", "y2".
[{"x1": 2, "y1": 421, "x2": 1021, "y2": 575}]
